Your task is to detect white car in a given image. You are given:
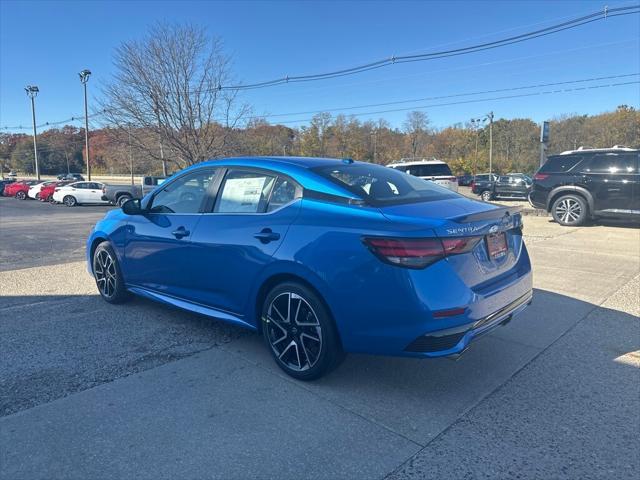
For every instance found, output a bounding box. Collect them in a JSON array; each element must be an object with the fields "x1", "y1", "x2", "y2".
[
  {"x1": 388, "y1": 158, "x2": 459, "y2": 192},
  {"x1": 52, "y1": 181, "x2": 109, "y2": 207},
  {"x1": 27, "y1": 181, "x2": 56, "y2": 199}
]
